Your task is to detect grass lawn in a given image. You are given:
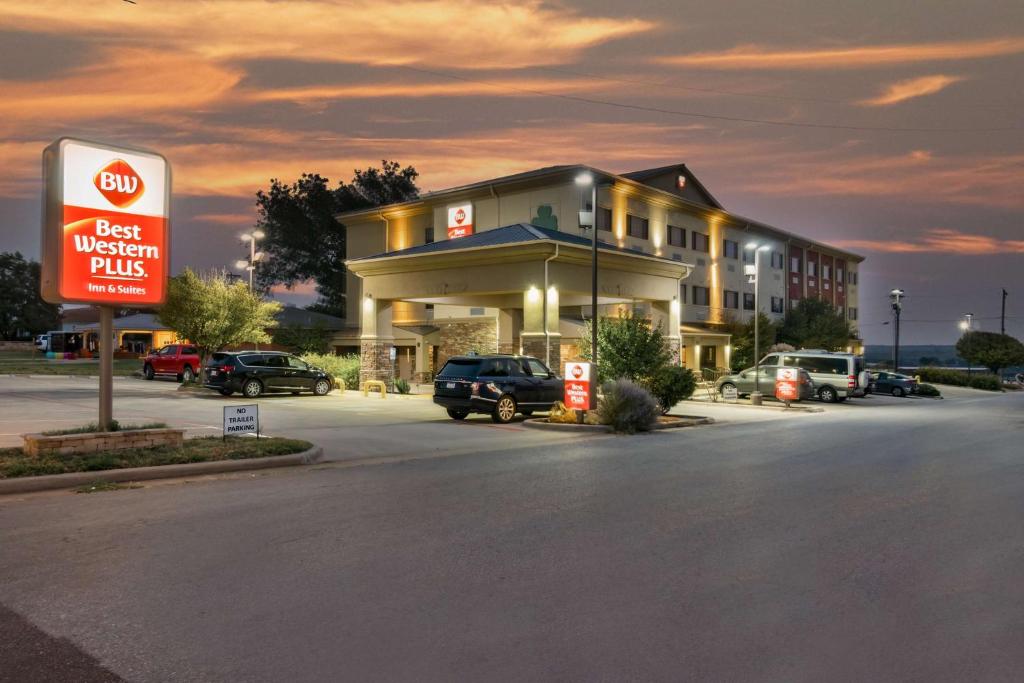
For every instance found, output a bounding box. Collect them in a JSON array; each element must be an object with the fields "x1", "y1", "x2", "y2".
[
  {"x1": 0, "y1": 358, "x2": 140, "y2": 376},
  {"x1": 0, "y1": 436, "x2": 312, "y2": 479}
]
